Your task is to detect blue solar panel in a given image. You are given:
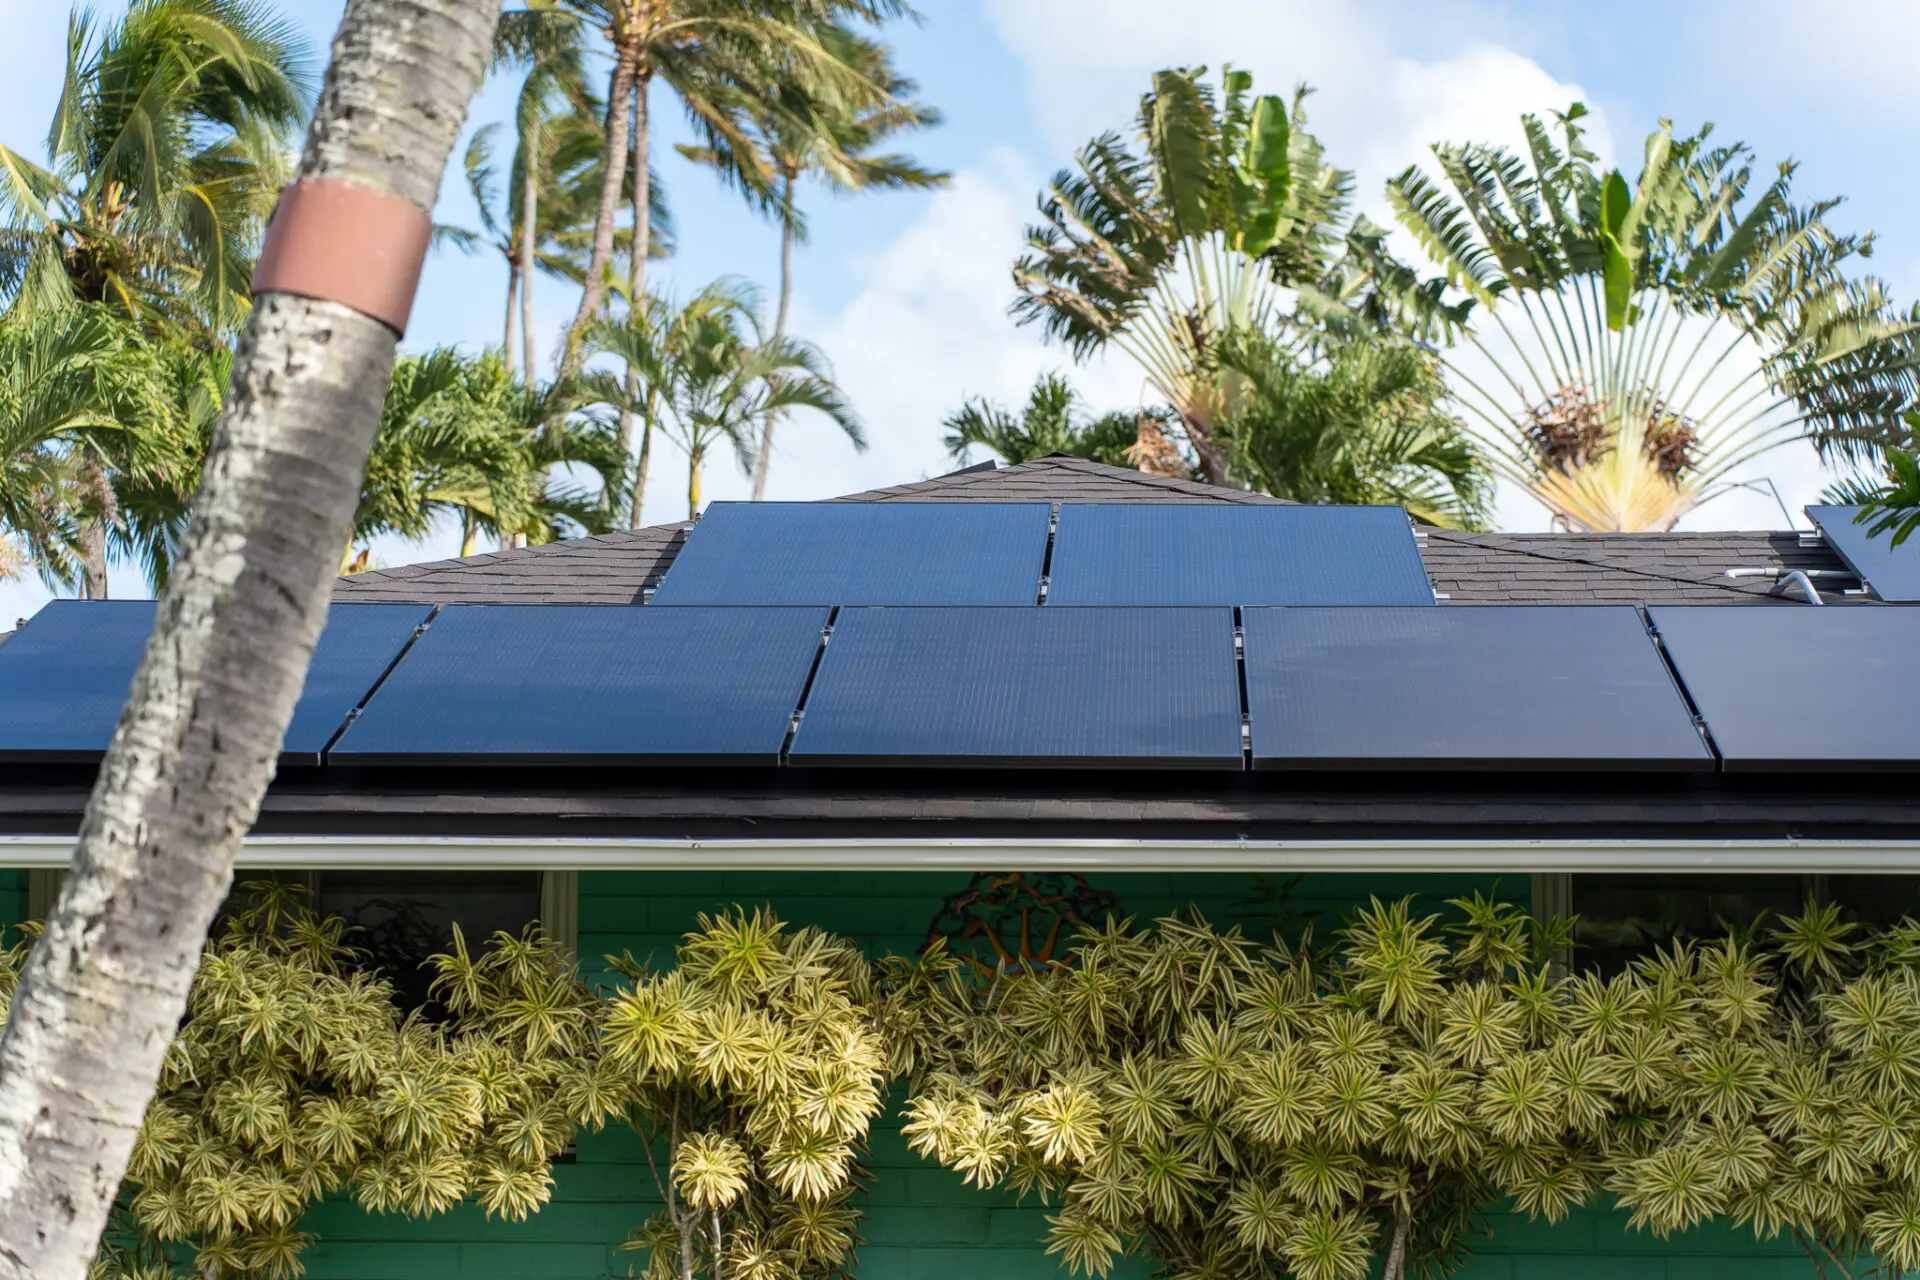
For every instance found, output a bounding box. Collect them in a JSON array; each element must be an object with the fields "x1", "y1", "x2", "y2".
[
  {"x1": 281, "y1": 604, "x2": 437, "y2": 762},
  {"x1": 790, "y1": 607, "x2": 1243, "y2": 768},
  {"x1": 1242, "y1": 606, "x2": 1710, "y2": 770},
  {"x1": 1046, "y1": 504, "x2": 1434, "y2": 605},
  {"x1": 329, "y1": 605, "x2": 827, "y2": 763},
  {"x1": 0, "y1": 601, "x2": 430, "y2": 763},
  {"x1": 1807, "y1": 505, "x2": 1920, "y2": 602},
  {"x1": 651, "y1": 502, "x2": 1051, "y2": 605},
  {"x1": 1649, "y1": 606, "x2": 1920, "y2": 771}
]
